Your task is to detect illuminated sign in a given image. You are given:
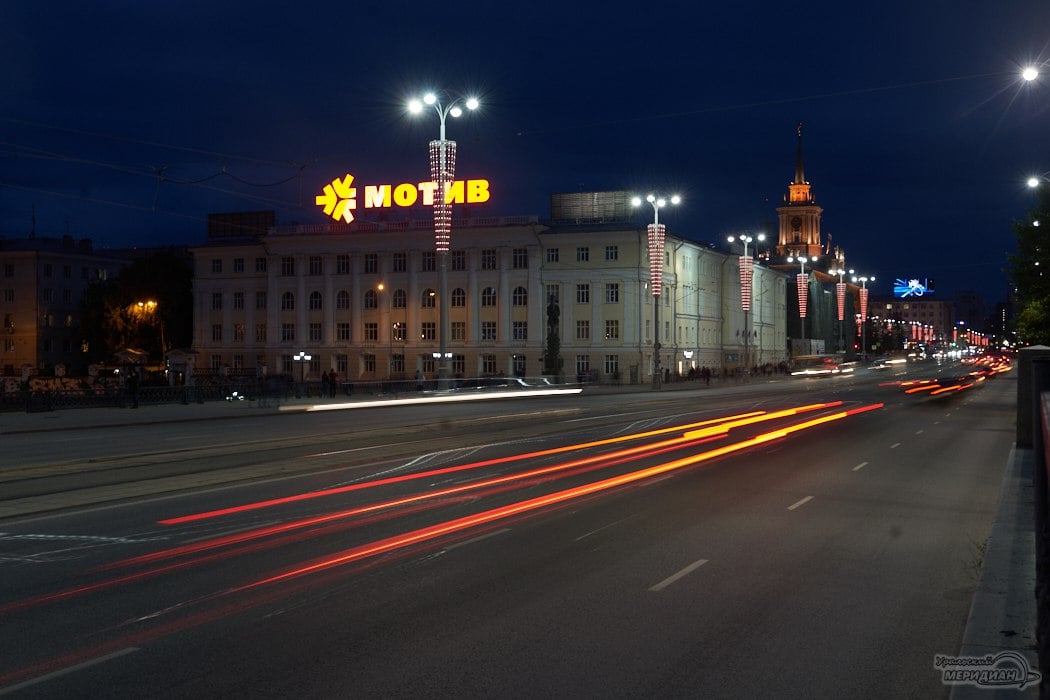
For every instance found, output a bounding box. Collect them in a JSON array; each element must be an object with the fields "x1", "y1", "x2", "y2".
[
  {"x1": 894, "y1": 277, "x2": 935, "y2": 298},
  {"x1": 315, "y1": 173, "x2": 491, "y2": 223}
]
